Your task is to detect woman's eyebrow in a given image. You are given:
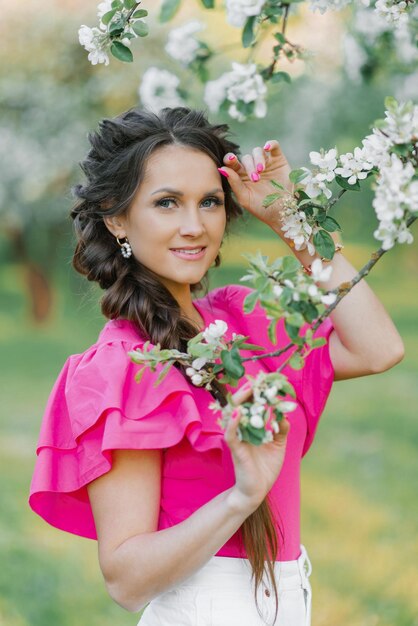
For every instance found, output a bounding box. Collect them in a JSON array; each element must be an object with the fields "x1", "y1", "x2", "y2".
[{"x1": 151, "y1": 187, "x2": 224, "y2": 196}]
